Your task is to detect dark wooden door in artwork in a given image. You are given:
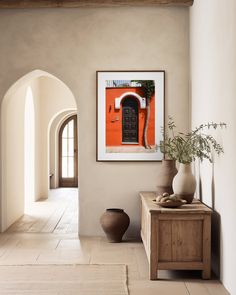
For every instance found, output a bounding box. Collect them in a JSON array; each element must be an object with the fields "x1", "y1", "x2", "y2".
[
  {"x1": 122, "y1": 98, "x2": 138, "y2": 143},
  {"x1": 59, "y1": 115, "x2": 78, "y2": 187}
]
